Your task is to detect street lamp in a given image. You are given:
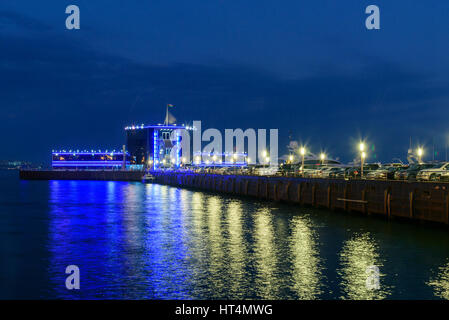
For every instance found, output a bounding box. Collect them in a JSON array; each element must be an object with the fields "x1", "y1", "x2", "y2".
[
  {"x1": 417, "y1": 148, "x2": 423, "y2": 164},
  {"x1": 289, "y1": 155, "x2": 294, "y2": 163},
  {"x1": 320, "y1": 153, "x2": 325, "y2": 165},
  {"x1": 359, "y1": 143, "x2": 365, "y2": 178},
  {"x1": 300, "y1": 147, "x2": 306, "y2": 174},
  {"x1": 361, "y1": 152, "x2": 366, "y2": 178},
  {"x1": 212, "y1": 154, "x2": 217, "y2": 170},
  {"x1": 261, "y1": 150, "x2": 269, "y2": 165}
]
